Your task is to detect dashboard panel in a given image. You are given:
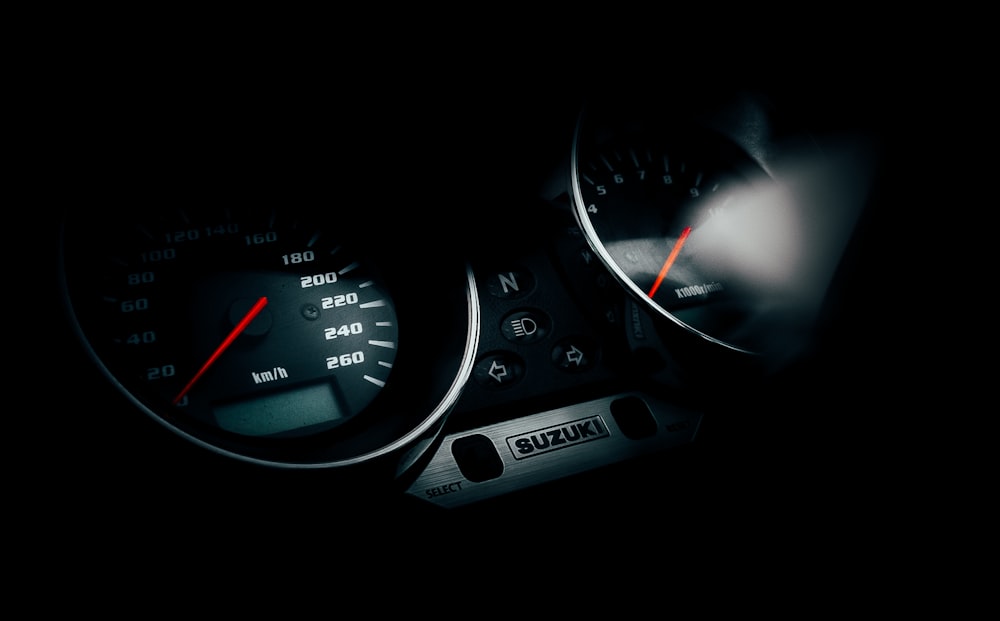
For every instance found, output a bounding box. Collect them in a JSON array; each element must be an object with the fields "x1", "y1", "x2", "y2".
[{"x1": 44, "y1": 65, "x2": 897, "y2": 547}]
